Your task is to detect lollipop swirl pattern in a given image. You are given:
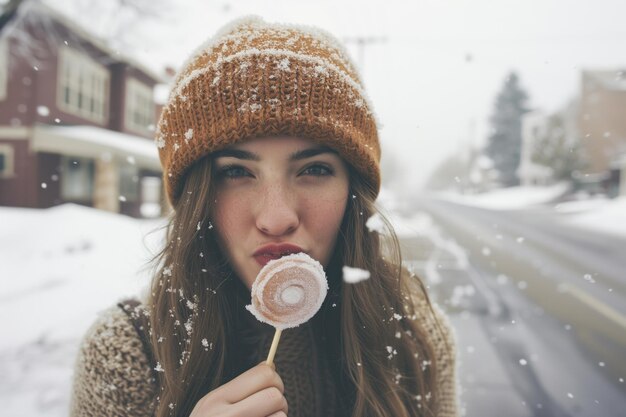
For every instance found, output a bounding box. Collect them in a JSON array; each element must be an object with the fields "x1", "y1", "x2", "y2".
[{"x1": 246, "y1": 253, "x2": 328, "y2": 330}]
